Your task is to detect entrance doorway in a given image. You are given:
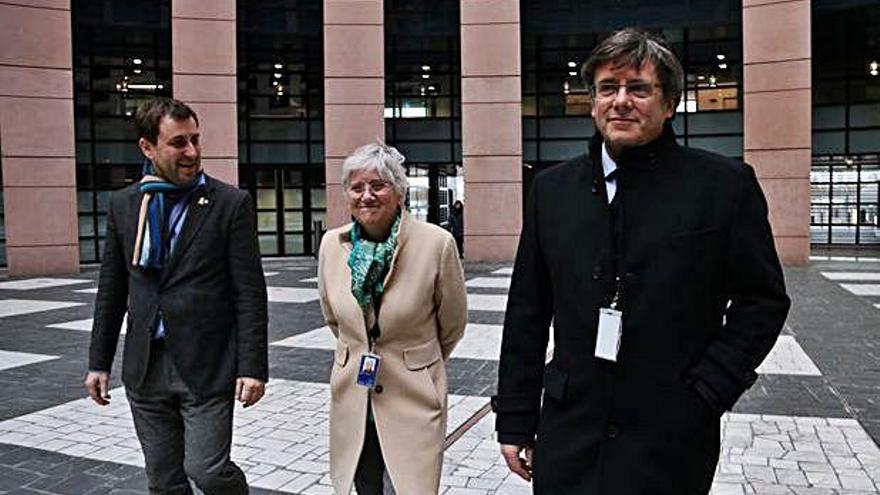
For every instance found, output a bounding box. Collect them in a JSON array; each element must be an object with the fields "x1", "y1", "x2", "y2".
[
  {"x1": 239, "y1": 165, "x2": 326, "y2": 256},
  {"x1": 405, "y1": 163, "x2": 461, "y2": 228}
]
